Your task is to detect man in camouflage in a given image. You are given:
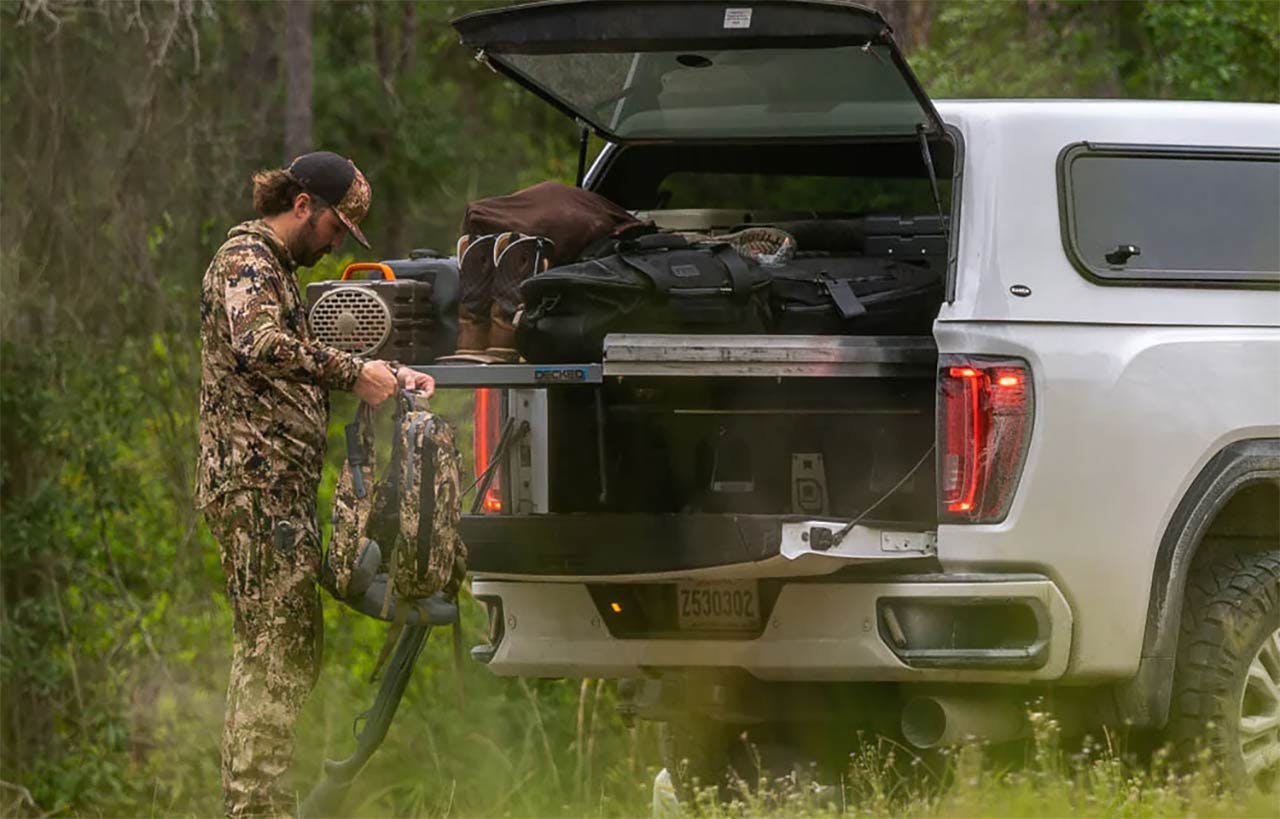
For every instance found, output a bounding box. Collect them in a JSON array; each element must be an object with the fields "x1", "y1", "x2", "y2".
[{"x1": 196, "y1": 151, "x2": 434, "y2": 817}]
